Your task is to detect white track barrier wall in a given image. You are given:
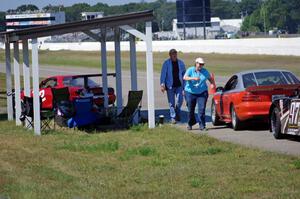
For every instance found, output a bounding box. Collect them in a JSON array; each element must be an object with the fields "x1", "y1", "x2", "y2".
[{"x1": 1, "y1": 37, "x2": 300, "y2": 56}]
